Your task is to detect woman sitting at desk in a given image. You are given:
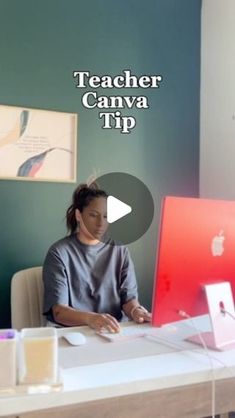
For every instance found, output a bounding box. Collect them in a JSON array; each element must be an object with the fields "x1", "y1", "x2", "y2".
[{"x1": 43, "y1": 183, "x2": 151, "y2": 332}]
